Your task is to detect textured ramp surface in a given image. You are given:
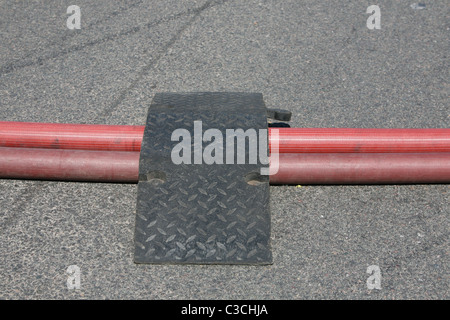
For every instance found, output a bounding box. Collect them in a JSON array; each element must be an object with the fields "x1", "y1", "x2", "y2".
[{"x1": 134, "y1": 92, "x2": 272, "y2": 264}]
